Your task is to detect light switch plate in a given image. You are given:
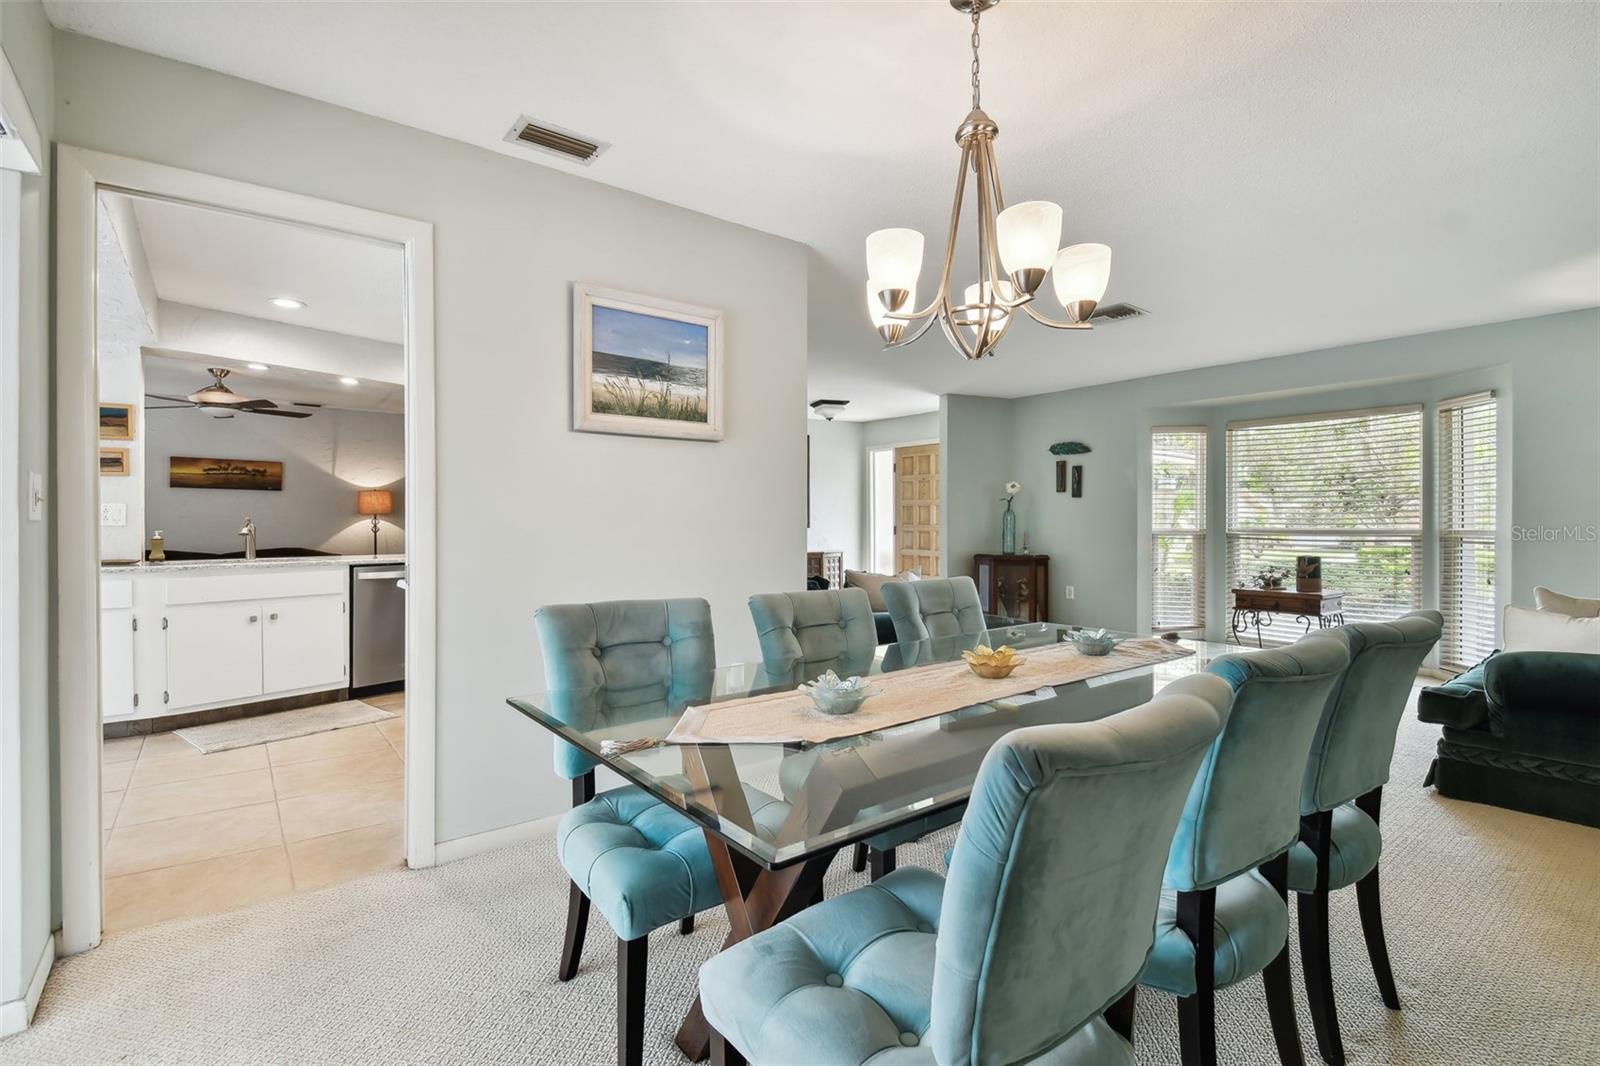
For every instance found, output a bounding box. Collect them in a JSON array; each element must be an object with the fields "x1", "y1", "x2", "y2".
[
  {"x1": 1062, "y1": 585, "x2": 1075, "y2": 600},
  {"x1": 27, "y1": 473, "x2": 43, "y2": 521},
  {"x1": 100, "y1": 502, "x2": 127, "y2": 527}
]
